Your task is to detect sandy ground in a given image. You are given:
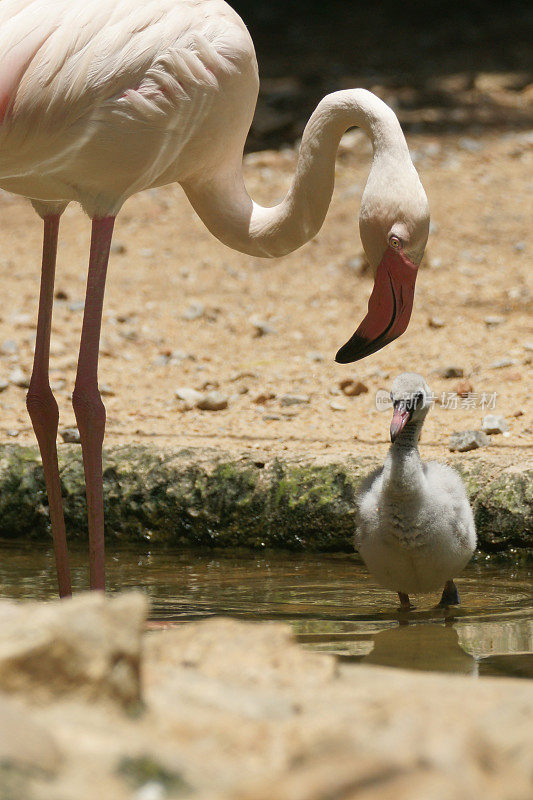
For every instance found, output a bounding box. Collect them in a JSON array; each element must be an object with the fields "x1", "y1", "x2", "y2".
[{"x1": 0, "y1": 115, "x2": 531, "y2": 470}]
